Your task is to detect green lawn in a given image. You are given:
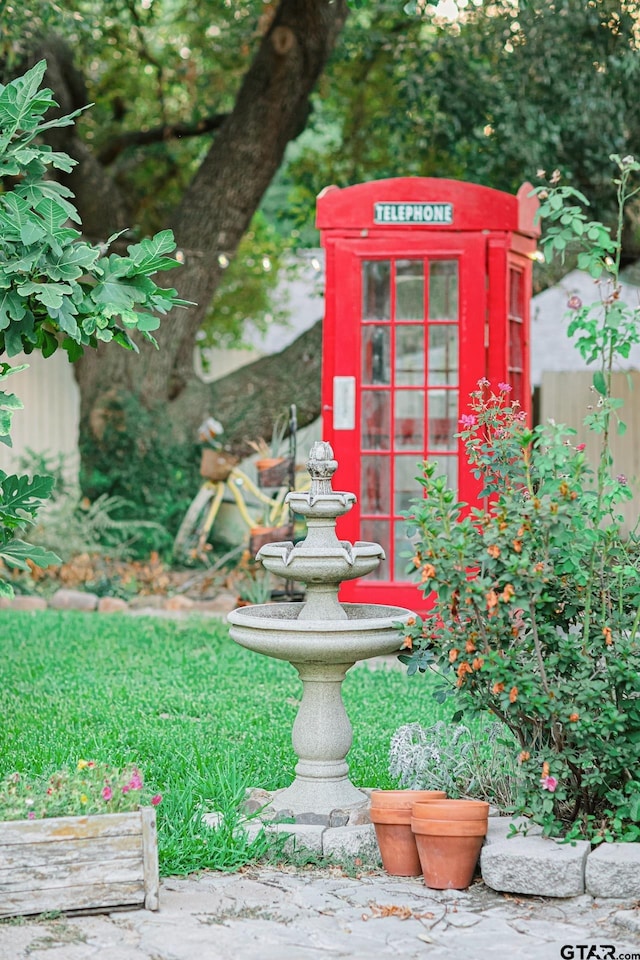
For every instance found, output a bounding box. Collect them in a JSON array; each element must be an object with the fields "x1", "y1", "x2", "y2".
[{"x1": 0, "y1": 610, "x2": 452, "y2": 875}]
